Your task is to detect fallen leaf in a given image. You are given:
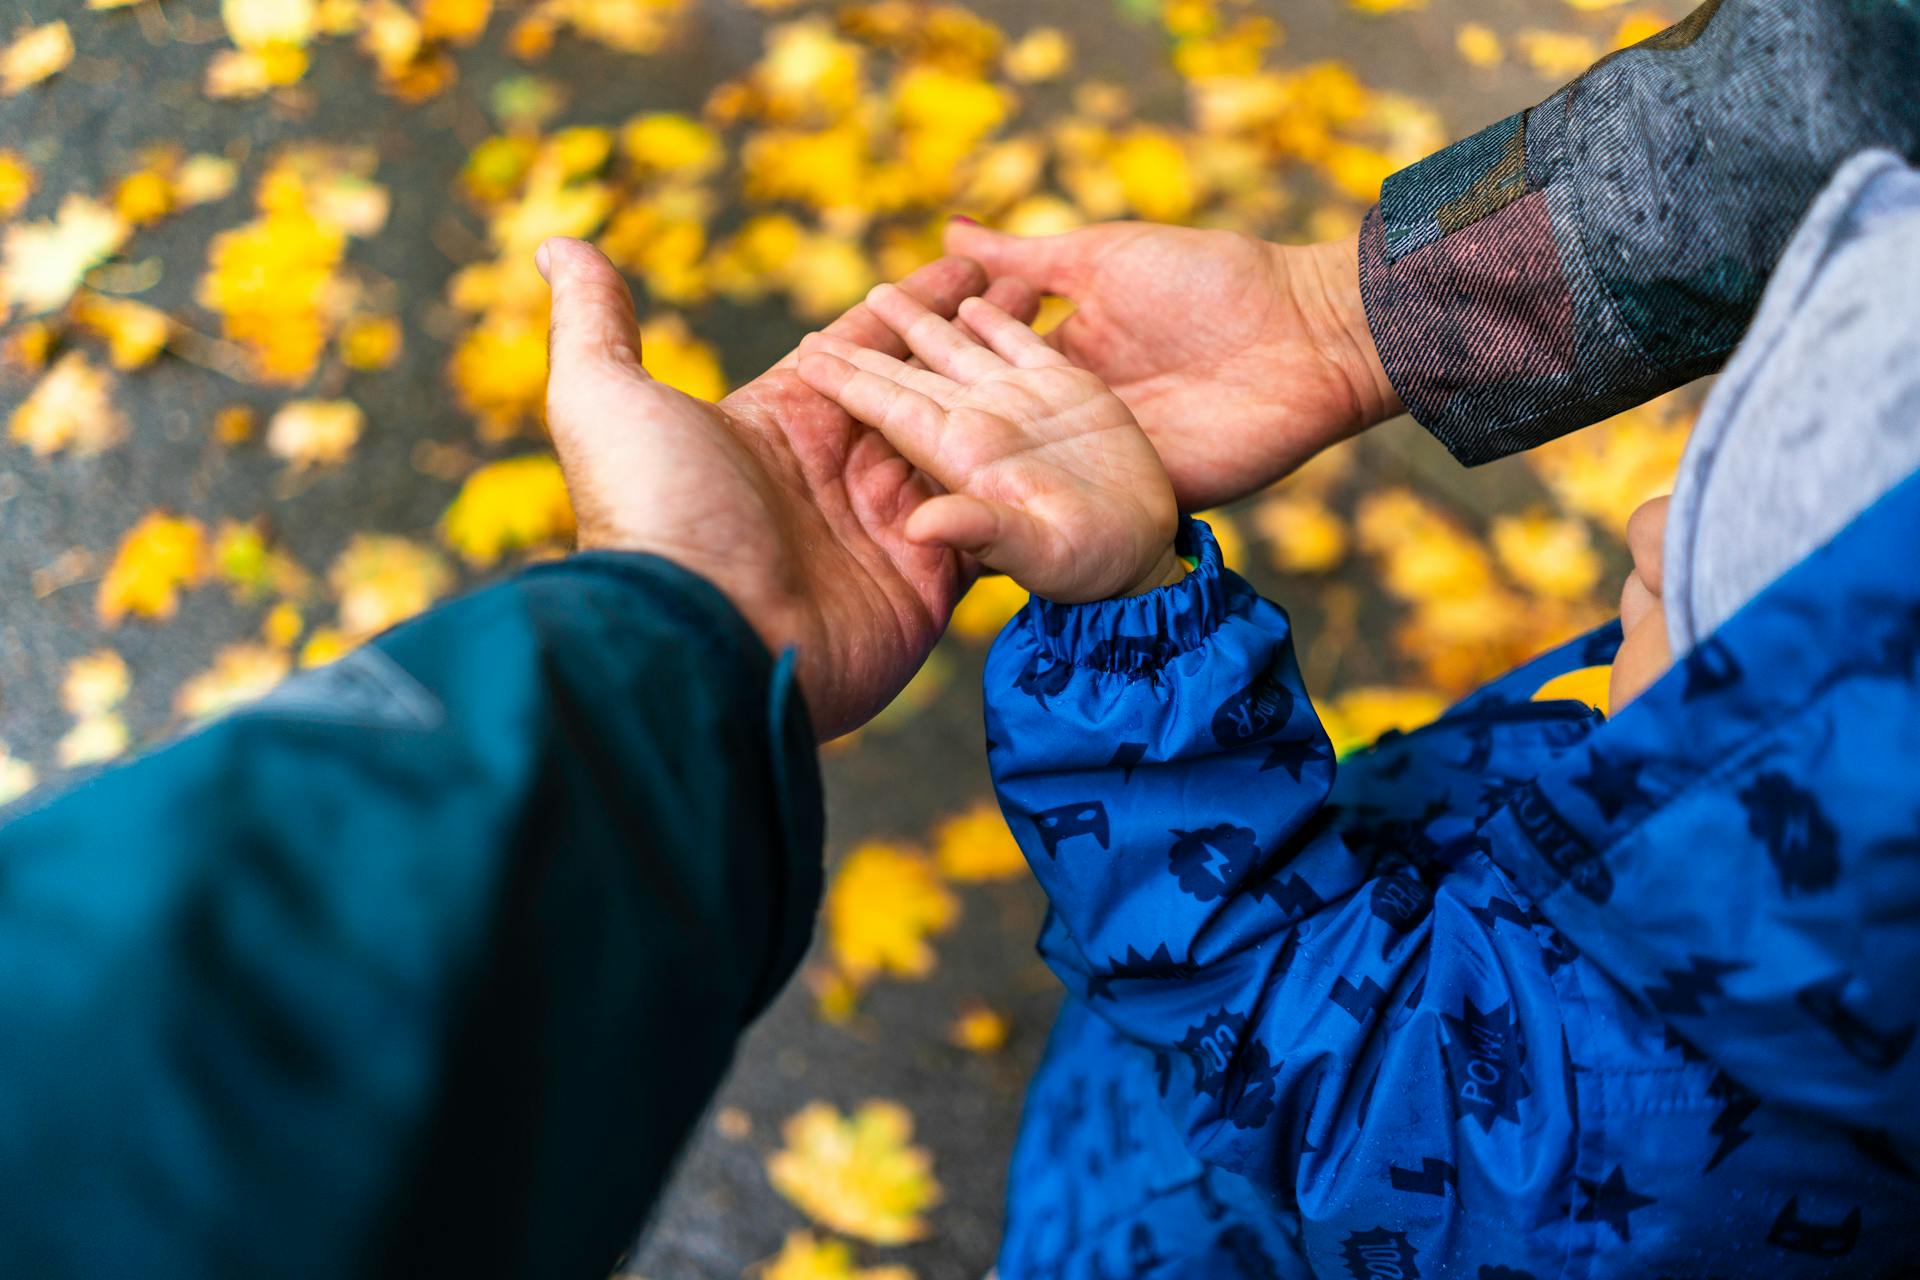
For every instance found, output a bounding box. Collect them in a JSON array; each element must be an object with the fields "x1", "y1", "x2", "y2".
[
  {"x1": 2, "y1": 22, "x2": 74, "y2": 96},
  {"x1": 58, "y1": 714, "x2": 130, "y2": 768},
  {"x1": 767, "y1": 1101, "x2": 940, "y2": 1246},
  {"x1": 824, "y1": 841, "x2": 957, "y2": 984},
  {"x1": 98, "y1": 513, "x2": 207, "y2": 626},
  {"x1": 61, "y1": 649, "x2": 130, "y2": 717},
  {"x1": 1252, "y1": 494, "x2": 1347, "y2": 575},
  {"x1": 2, "y1": 196, "x2": 132, "y2": 315},
  {"x1": 949, "y1": 1003, "x2": 1010, "y2": 1053},
  {"x1": 175, "y1": 643, "x2": 292, "y2": 720},
  {"x1": 267, "y1": 398, "x2": 365, "y2": 468},
  {"x1": 10, "y1": 353, "x2": 127, "y2": 457},
  {"x1": 0, "y1": 149, "x2": 35, "y2": 217},
  {"x1": 328, "y1": 534, "x2": 453, "y2": 637},
  {"x1": 70, "y1": 292, "x2": 171, "y2": 370},
  {"x1": 759, "y1": 1231, "x2": 915, "y2": 1280},
  {"x1": 1491, "y1": 511, "x2": 1604, "y2": 602},
  {"x1": 933, "y1": 802, "x2": 1026, "y2": 882},
  {"x1": 0, "y1": 749, "x2": 35, "y2": 806},
  {"x1": 439, "y1": 453, "x2": 574, "y2": 566}
]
